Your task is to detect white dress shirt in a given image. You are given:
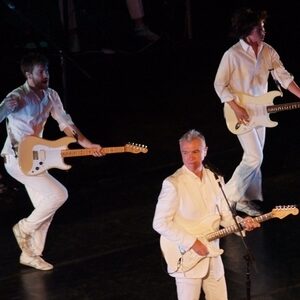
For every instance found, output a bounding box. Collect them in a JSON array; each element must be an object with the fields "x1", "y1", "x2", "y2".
[
  {"x1": 214, "y1": 39, "x2": 294, "y2": 103},
  {"x1": 1, "y1": 81, "x2": 74, "y2": 156}
]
